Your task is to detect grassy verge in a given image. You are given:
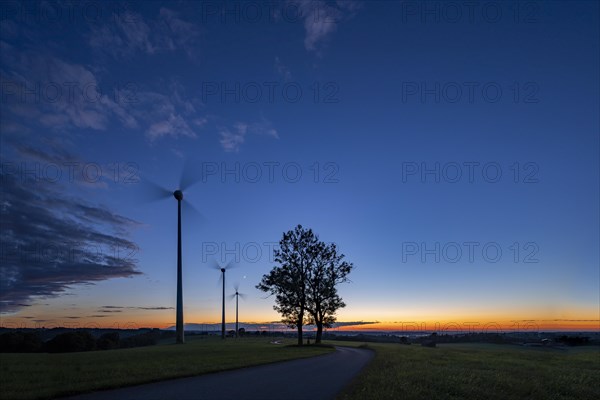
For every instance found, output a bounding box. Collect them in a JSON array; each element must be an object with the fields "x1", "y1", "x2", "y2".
[
  {"x1": 334, "y1": 341, "x2": 600, "y2": 400},
  {"x1": 0, "y1": 337, "x2": 333, "y2": 400}
]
